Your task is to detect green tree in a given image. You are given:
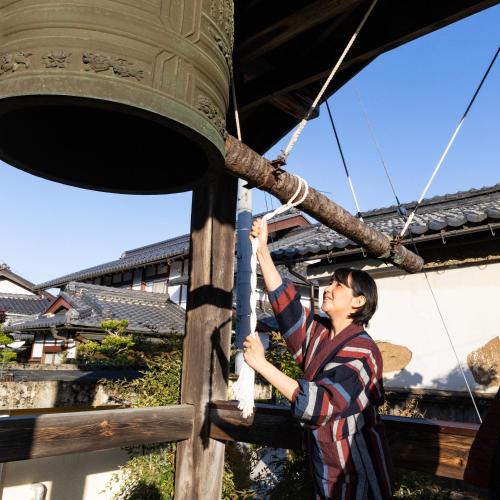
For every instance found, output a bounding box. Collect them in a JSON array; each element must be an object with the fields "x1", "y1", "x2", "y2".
[
  {"x1": 0, "y1": 326, "x2": 16, "y2": 363},
  {"x1": 76, "y1": 320, "x2": 141, "y2": 366}
]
